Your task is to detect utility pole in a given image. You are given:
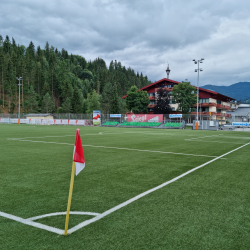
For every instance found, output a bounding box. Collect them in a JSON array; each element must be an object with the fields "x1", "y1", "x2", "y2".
[{"x1": 16, "y1": 77, "x2": 22, "y2": 118}]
